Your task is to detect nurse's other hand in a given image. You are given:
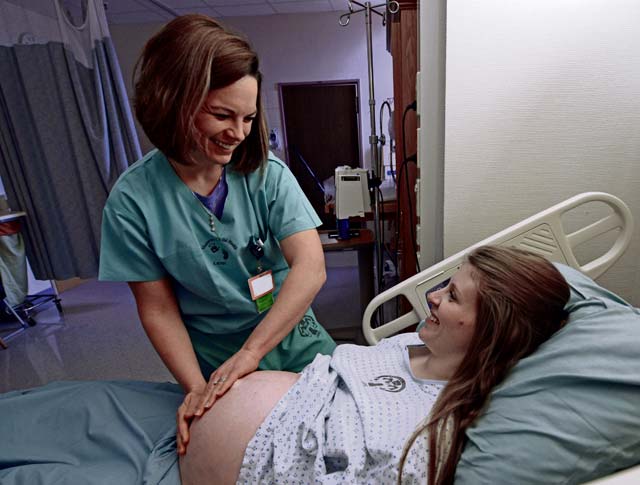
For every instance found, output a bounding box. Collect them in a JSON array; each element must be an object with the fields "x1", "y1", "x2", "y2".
[
  {"x1": 199, "y1": 349, "x2": 261, "y2": 411},
  {"x1": 176, "y1": 387, "x2": 207, "y2": 455}
]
